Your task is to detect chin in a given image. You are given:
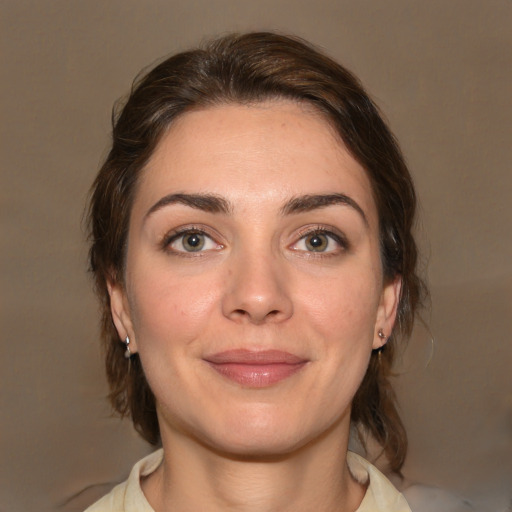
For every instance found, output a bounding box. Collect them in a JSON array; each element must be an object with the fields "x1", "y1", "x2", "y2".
[
  {"x1": 194, "y1": 408, "x2": 338, "y2": 461},
  {"x1": 207, "y1": 432, "x2": 309, "y2": 460}
]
